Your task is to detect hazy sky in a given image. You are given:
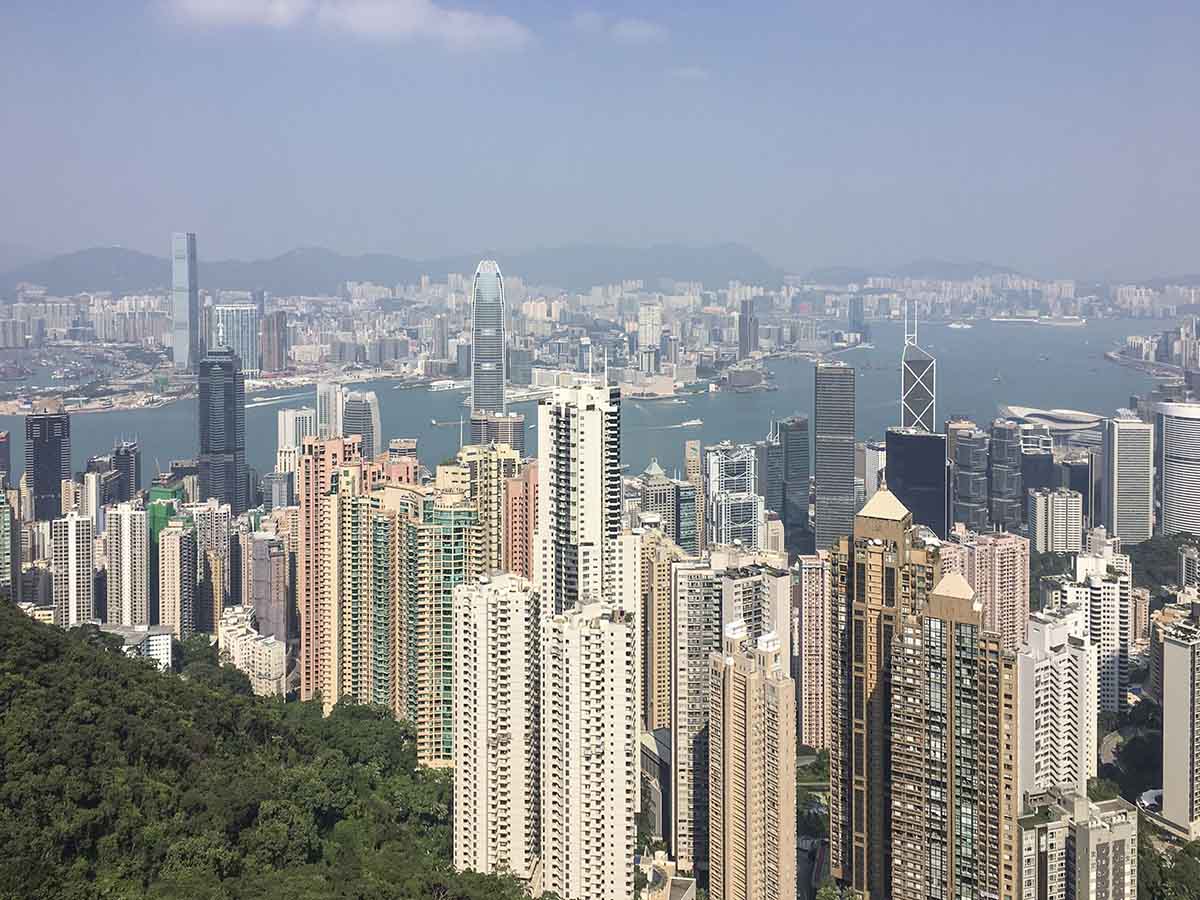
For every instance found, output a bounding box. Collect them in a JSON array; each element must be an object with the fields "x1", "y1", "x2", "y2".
[{"x1": 3, "y1": 1, "x2": 1198, "y2": 279}]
